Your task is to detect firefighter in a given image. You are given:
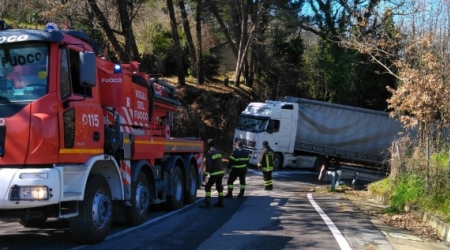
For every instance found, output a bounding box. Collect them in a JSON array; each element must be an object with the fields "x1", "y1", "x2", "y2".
[
  {"x1": 199, "y1": 139, "x2": 226, "y2": 208},
  {"x1": 225, "y1": 140, "x2": 249, "y2": 198},
  {"x1": 258, "y1": 141, "x2": 274, "y2": 190}
]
